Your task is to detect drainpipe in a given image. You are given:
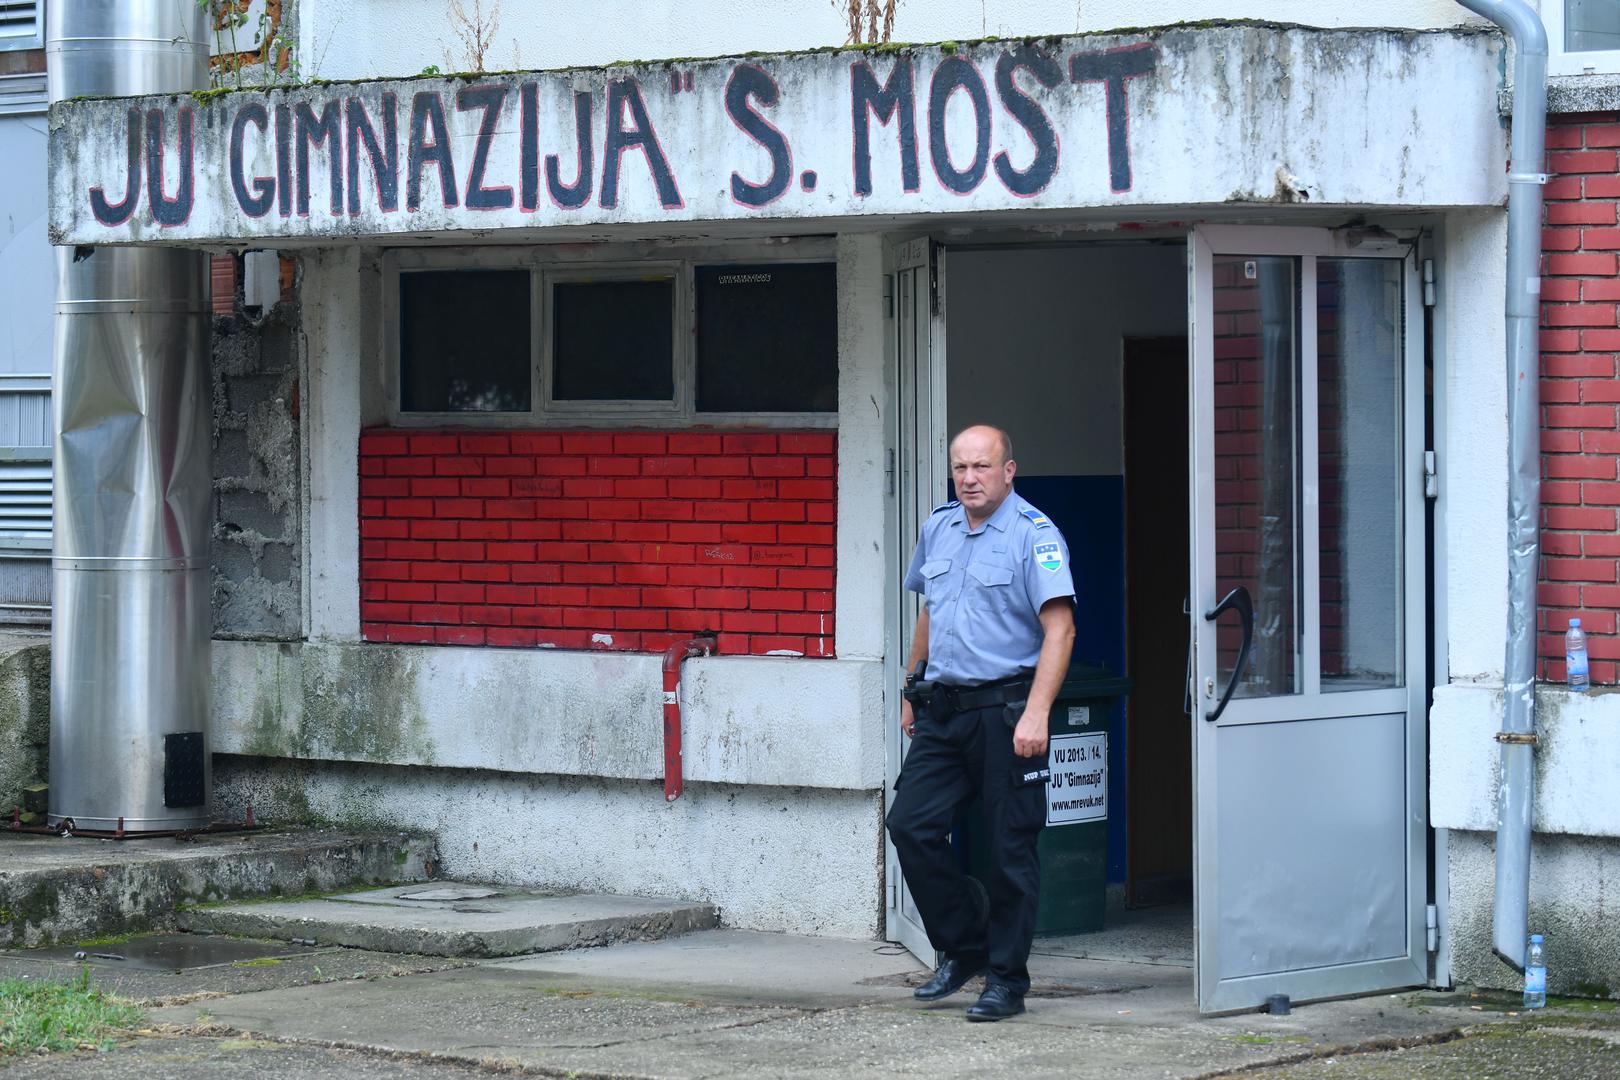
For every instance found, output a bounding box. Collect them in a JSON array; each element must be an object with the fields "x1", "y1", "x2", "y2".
[
  {"x1": 662, "y1": 635, "x2": 718, "y2": 801},
  {"x1": 1455, "y1": 0, "x2": 1549, "y2": 972},
  {"x1": 45, "y1": 3, "x2": 214, "y2": 831}
]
